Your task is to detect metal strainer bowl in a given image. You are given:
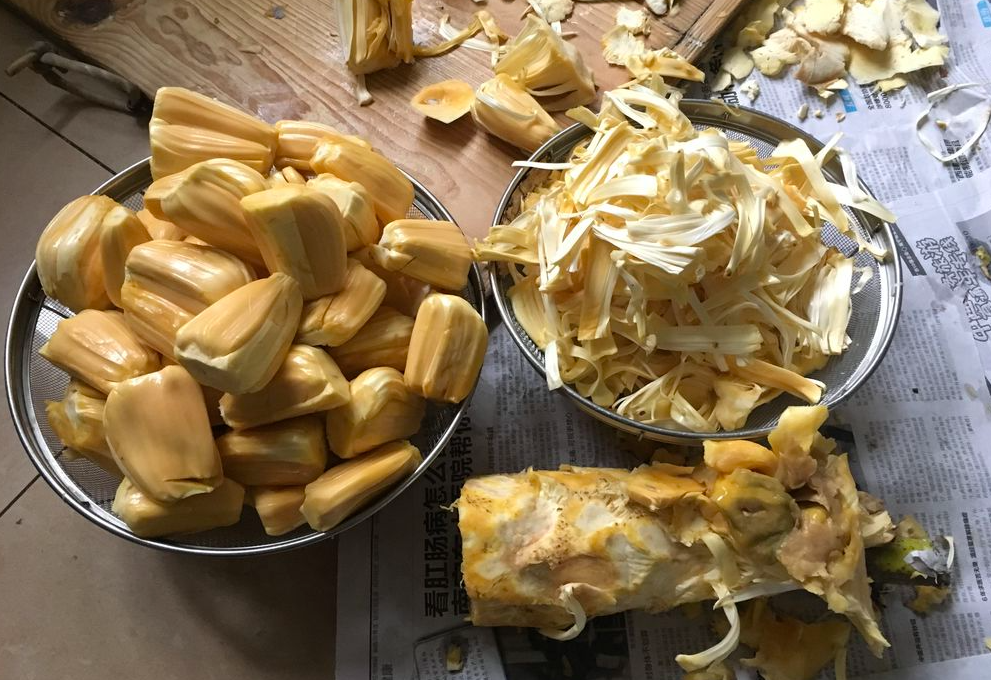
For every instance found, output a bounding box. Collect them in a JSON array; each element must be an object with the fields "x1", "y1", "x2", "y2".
[
  {"x1": 490, "y1": 99, "x2": 902, "y2": 444},
  {"x1": 5, "y1": 158, "x2": 485, "y2": 556}
]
